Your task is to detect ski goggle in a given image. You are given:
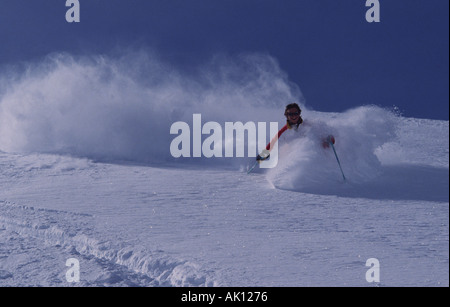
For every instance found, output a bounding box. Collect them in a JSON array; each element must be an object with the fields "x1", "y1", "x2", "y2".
[{"x1": 286, "y1": 112, "x2": 300, "y2": 117}]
